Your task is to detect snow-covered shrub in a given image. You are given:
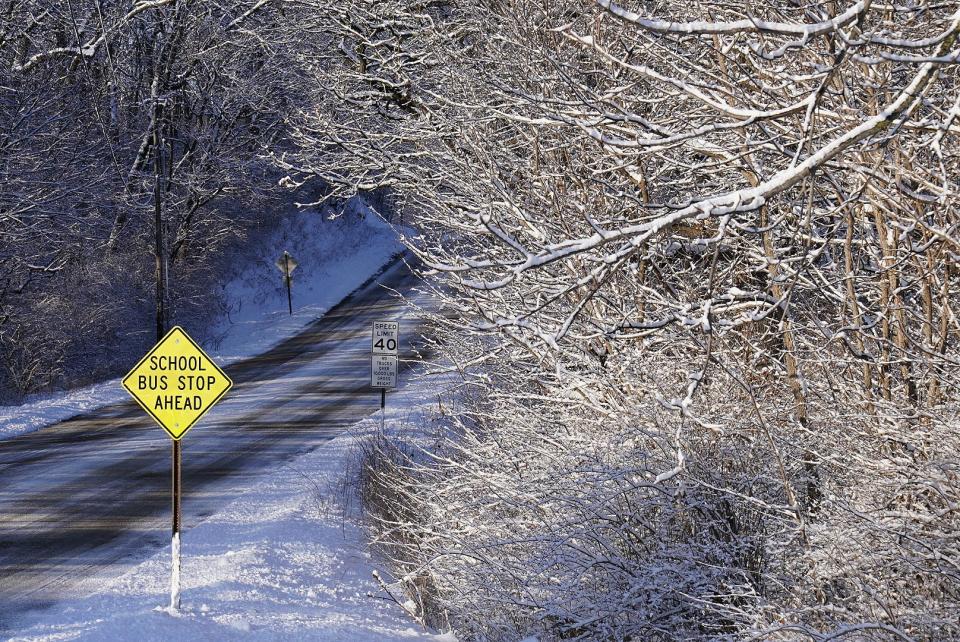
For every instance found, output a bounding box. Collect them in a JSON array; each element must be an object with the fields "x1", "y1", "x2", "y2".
[{"x1": 361, "y1": 349, "x2": 958, "y2": 640}]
